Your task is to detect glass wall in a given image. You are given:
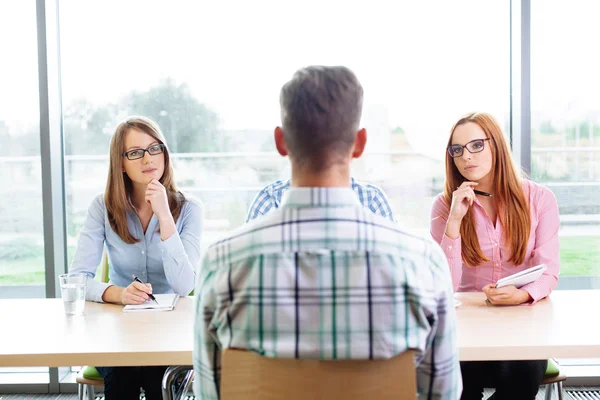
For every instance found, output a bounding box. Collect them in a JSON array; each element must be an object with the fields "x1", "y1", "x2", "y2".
[
  {"x1": 60, "y1": 0, "x2": 508, "y2": 262},
  {"x1": 0, "y1": 0, "x2": 49, "y2": 386},
  {"x1": 0, "y1": 1, "x2": 45, "y2": 297},
  {"x1": 531, "y1": 0, "x2": 600, "y2": 285}
]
